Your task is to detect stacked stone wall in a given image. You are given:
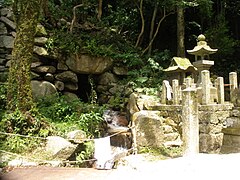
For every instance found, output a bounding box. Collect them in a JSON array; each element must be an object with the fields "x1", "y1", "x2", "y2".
[{"x1": 0, "y1": 6, "x2": 130, "y2": 105}]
